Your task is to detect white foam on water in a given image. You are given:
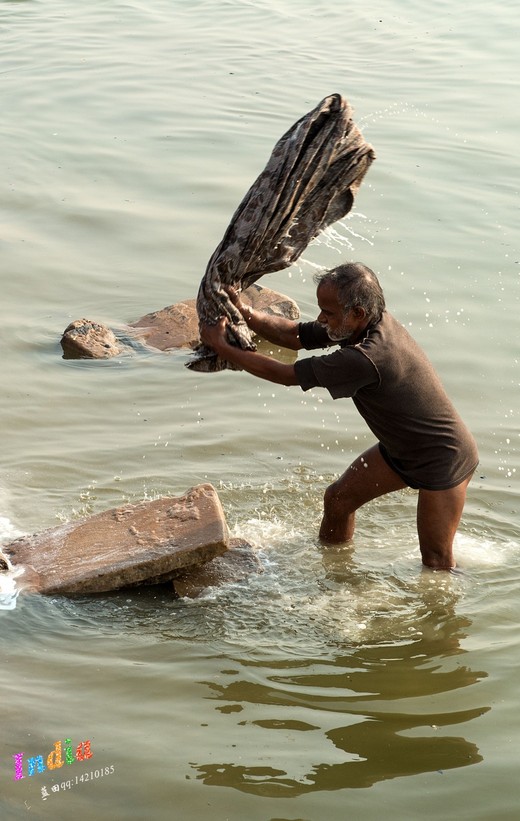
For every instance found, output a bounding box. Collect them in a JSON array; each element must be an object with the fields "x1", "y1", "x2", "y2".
[
  {"x1": 454, "y1": 532, "x2": 518, "y2": 568},
  {"x1": 231, "y1": 515, "x2": 306, "y2": 551},
  {"x1": 0, "y1": 514, "x2": 21, "y2": 543},
  {"x1": 0, "y1": 567, "x2": 25, "y2": 611},
  {"x1": 221, "y1": 506, "x2": 518, "y2": 647},
  {"x1": 0, "y1": 515, "x2": 24, "y2": 611}
]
